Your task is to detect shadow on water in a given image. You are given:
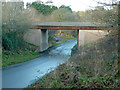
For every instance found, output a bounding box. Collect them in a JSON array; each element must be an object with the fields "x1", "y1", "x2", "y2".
[{"x1": 2, "y1": 39, "x2": 77, "y2": 88}]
